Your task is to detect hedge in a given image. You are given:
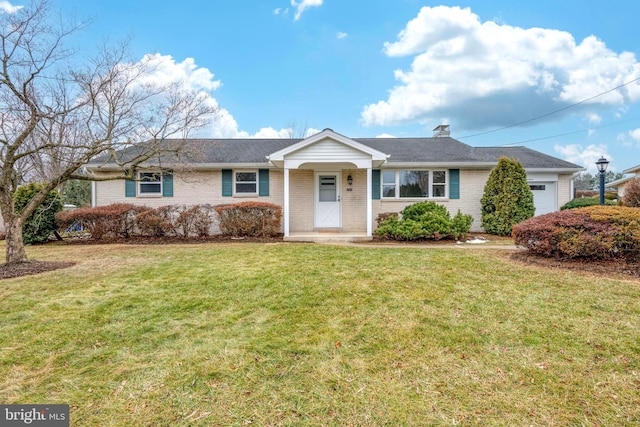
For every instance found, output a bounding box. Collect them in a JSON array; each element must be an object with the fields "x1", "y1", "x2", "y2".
[
  {"x1": 56, "y1": 204, "x2": 219, "y2": 239},
  {"x1": 214, "y1": 202, "x2": 282, "y2": 237}
]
